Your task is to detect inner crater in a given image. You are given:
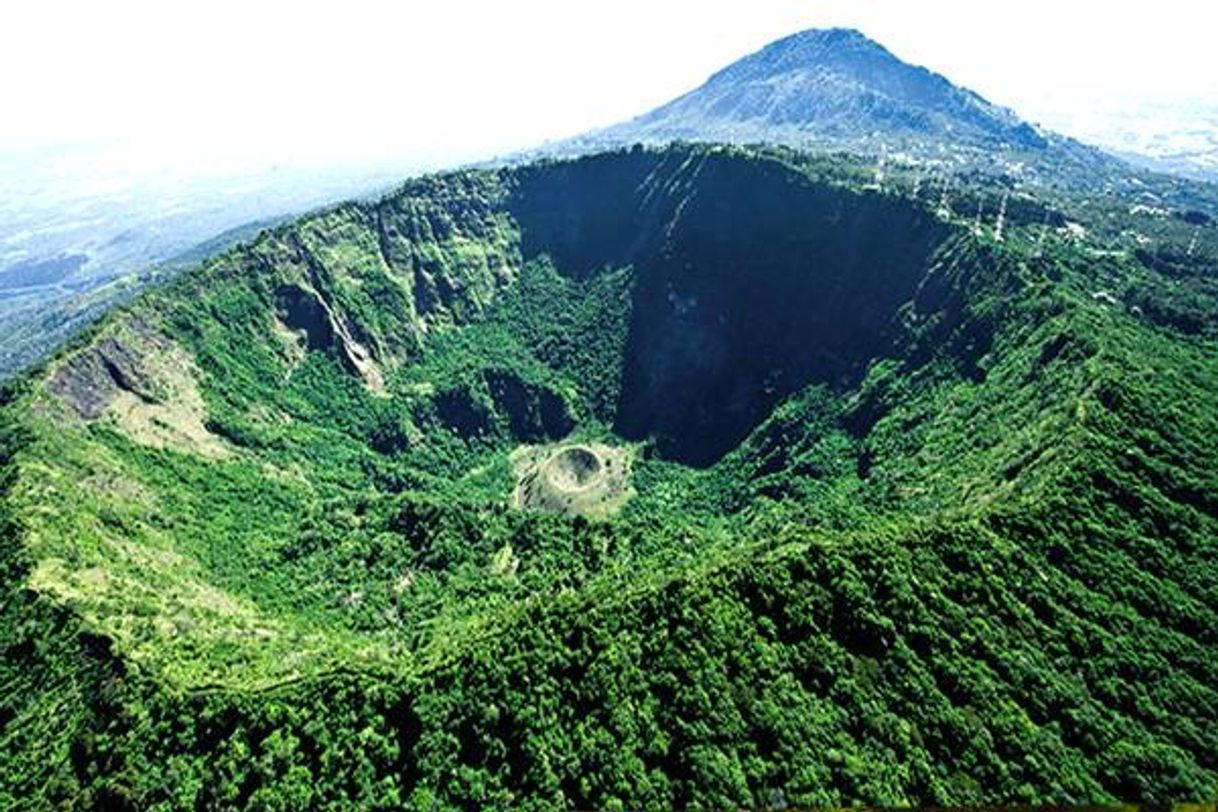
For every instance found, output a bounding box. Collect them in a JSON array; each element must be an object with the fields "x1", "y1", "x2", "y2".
[
  {"x1": 545, "y1": 446, "x2": 603, "y2": 491},
  {"x1": 509, "y1": 149, "x2": 955, "y2": 466}
]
